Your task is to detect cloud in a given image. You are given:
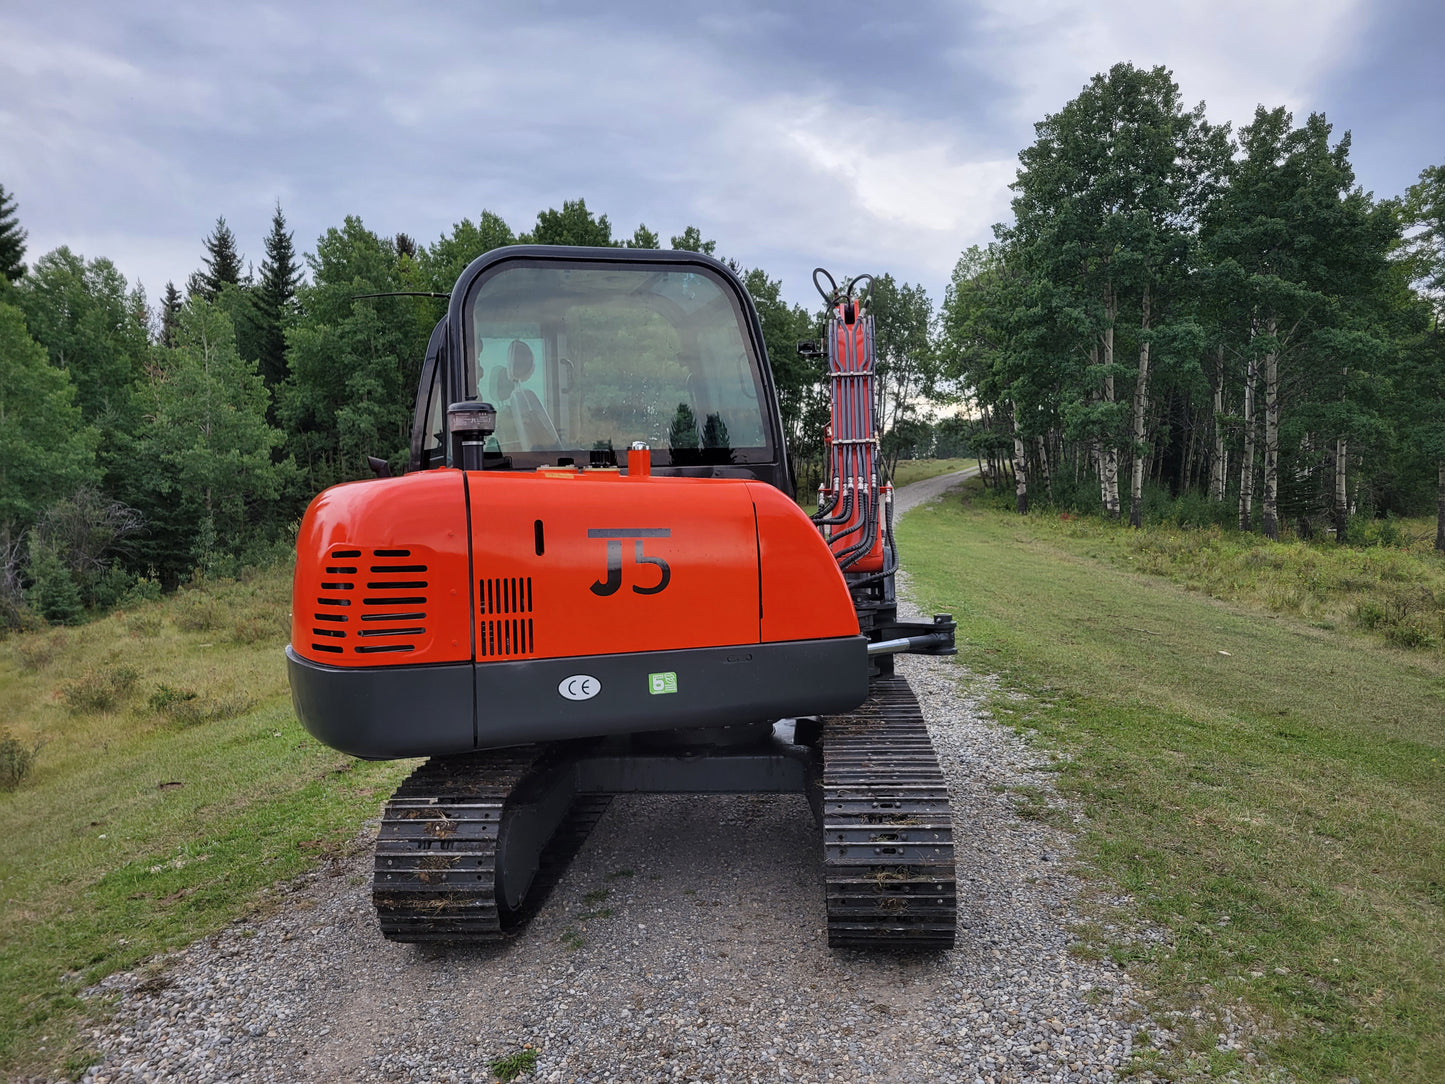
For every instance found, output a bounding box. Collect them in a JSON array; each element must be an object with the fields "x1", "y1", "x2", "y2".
[
  {"x1": 0, "y1": 0, "x2": 1423, "y2": 315},
  {"x1": 967, "y1": 0, "x2": 1367, "y2": 131}
]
